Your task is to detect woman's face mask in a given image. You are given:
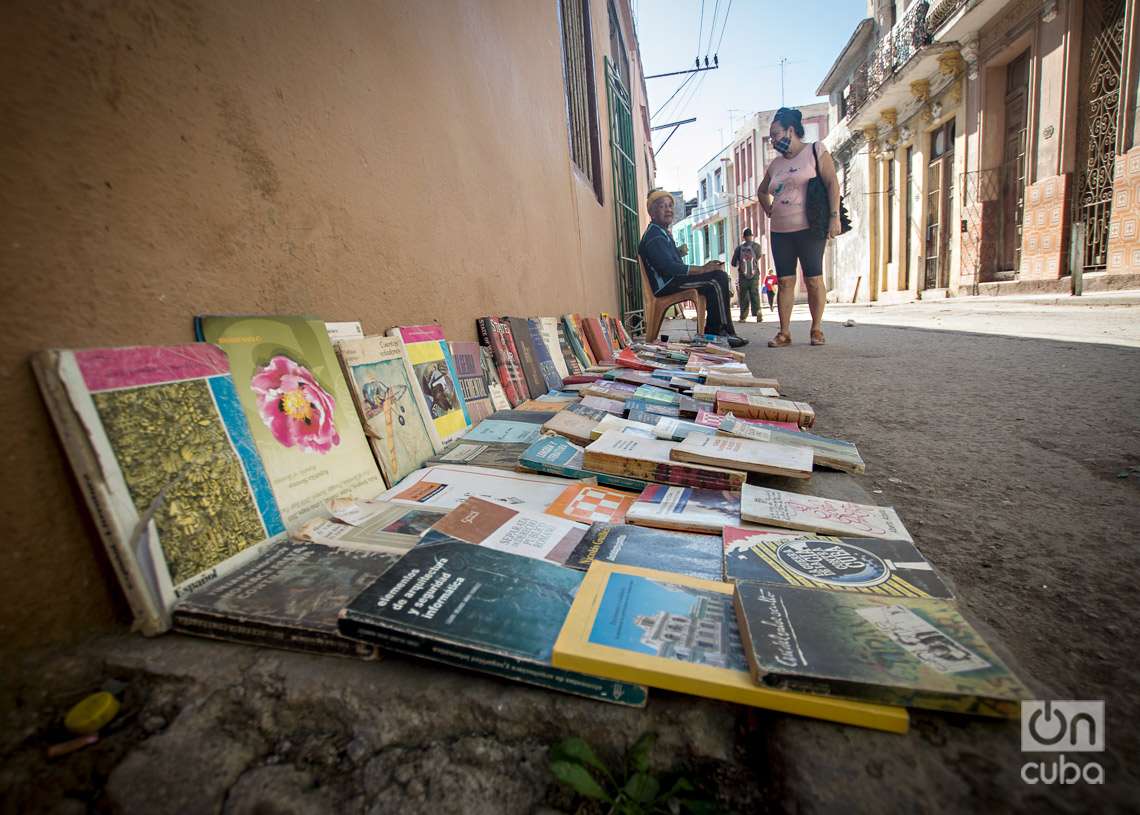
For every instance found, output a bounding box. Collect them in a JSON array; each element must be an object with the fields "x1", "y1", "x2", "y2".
[{"x1": 773, "y1": 134, "x2": 793, "y2": 156}]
